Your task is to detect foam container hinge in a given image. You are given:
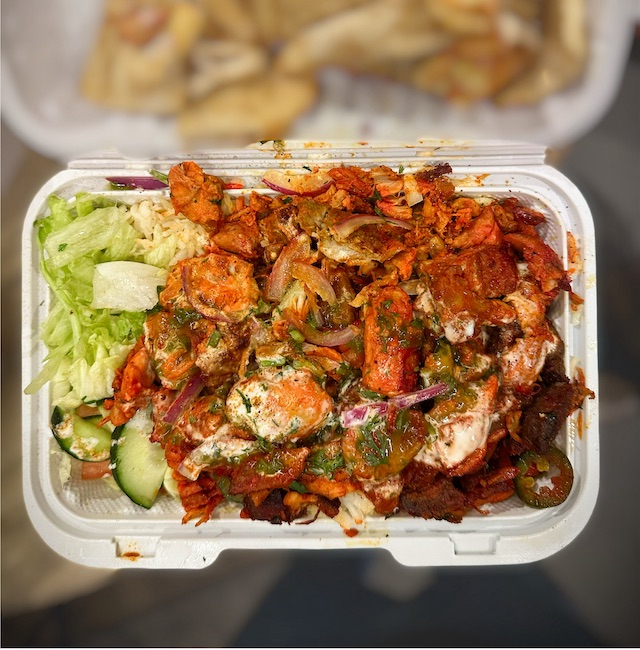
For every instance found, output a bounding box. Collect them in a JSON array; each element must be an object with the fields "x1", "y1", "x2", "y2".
[{"x1": 22, "y1": 139, "x2": 599, "y2": 569}]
